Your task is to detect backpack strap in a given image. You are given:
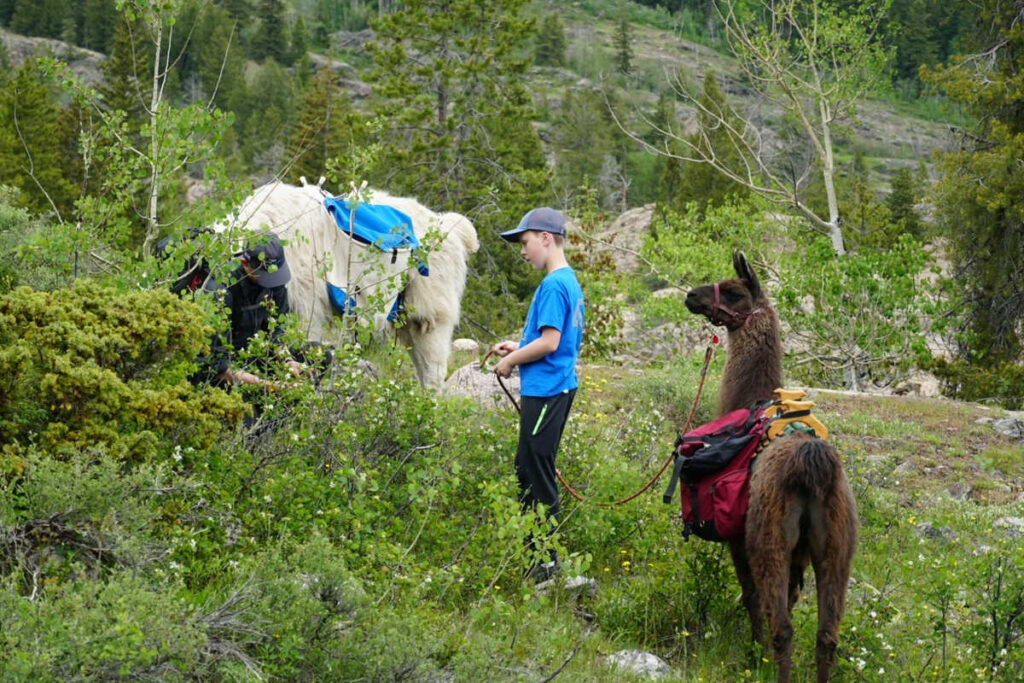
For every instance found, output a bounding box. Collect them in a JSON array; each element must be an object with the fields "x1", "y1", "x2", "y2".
[{"x1": 663, "y1": 450, "x2": 688, "y2": 504}]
